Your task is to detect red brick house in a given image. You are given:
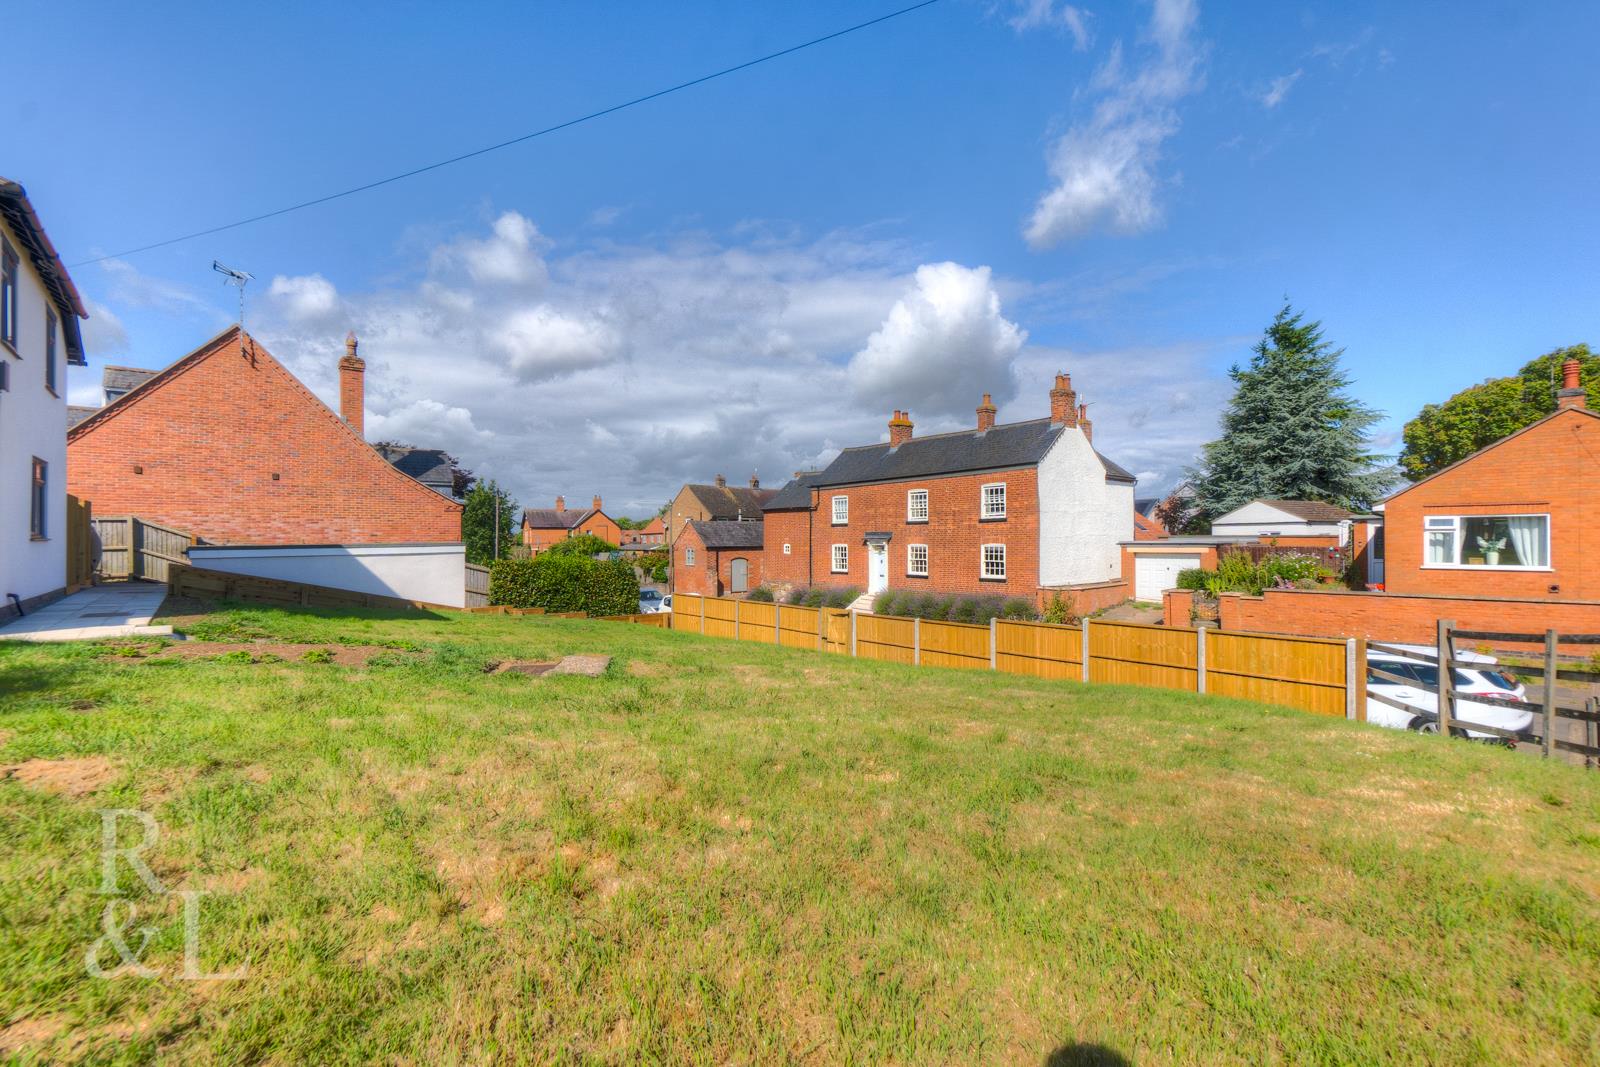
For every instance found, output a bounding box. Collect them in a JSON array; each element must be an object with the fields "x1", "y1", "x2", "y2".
[
  {"x1": 521, "y1": 496, "x2": 623, "y2": 552},
  {"x1": 674, "y1": 520, "x2": 763, "y2": 597},
  {"x1": 623, "y1": 514, "x2": 665, "y2": 546},
  {"x1": 1381, "y1": 356, "x2": 1597, "y2": 600},
  {"x1": 67, "y1": 326, "x2": 462, "y2": 544},
  {"x1": 765, "y1": 377, "x2": 1135, "y2": 607}
]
